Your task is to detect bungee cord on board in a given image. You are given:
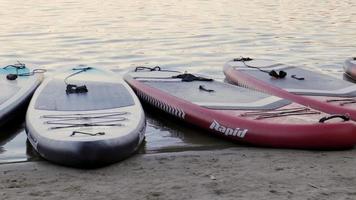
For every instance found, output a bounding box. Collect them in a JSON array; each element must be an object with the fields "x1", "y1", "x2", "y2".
[
  {"x1": 240, "y1": 107, "x2": 321, "y2": 120},
  {"x1": 42, "y1": 111, "x2": 129, "y2": 131}
]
